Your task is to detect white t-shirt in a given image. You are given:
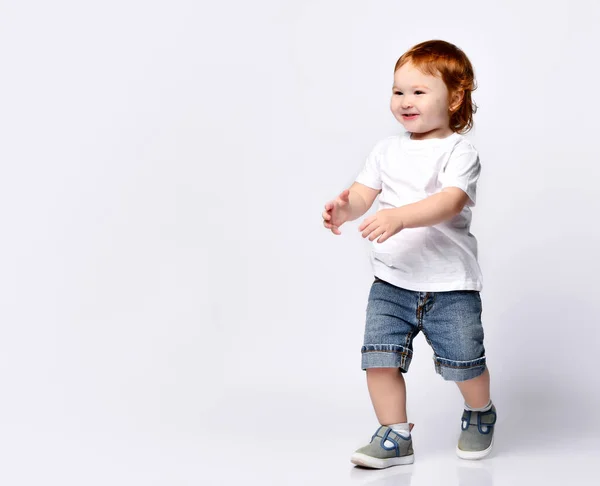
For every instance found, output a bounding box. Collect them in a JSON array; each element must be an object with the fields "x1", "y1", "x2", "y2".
[{"x1": 355, "y1": 130, "x2": 483, "y2": 292}]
